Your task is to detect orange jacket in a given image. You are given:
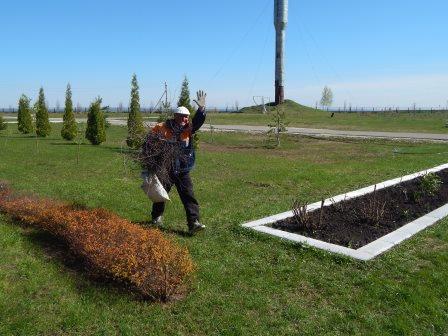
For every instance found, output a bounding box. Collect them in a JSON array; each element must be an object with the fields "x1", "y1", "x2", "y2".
[
  {"x1": 152, "y1": 121, "x2": 192, "y2": 147},
  {"x1": 147, "y1": 109, "x2": 206, "y2": 173}
]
